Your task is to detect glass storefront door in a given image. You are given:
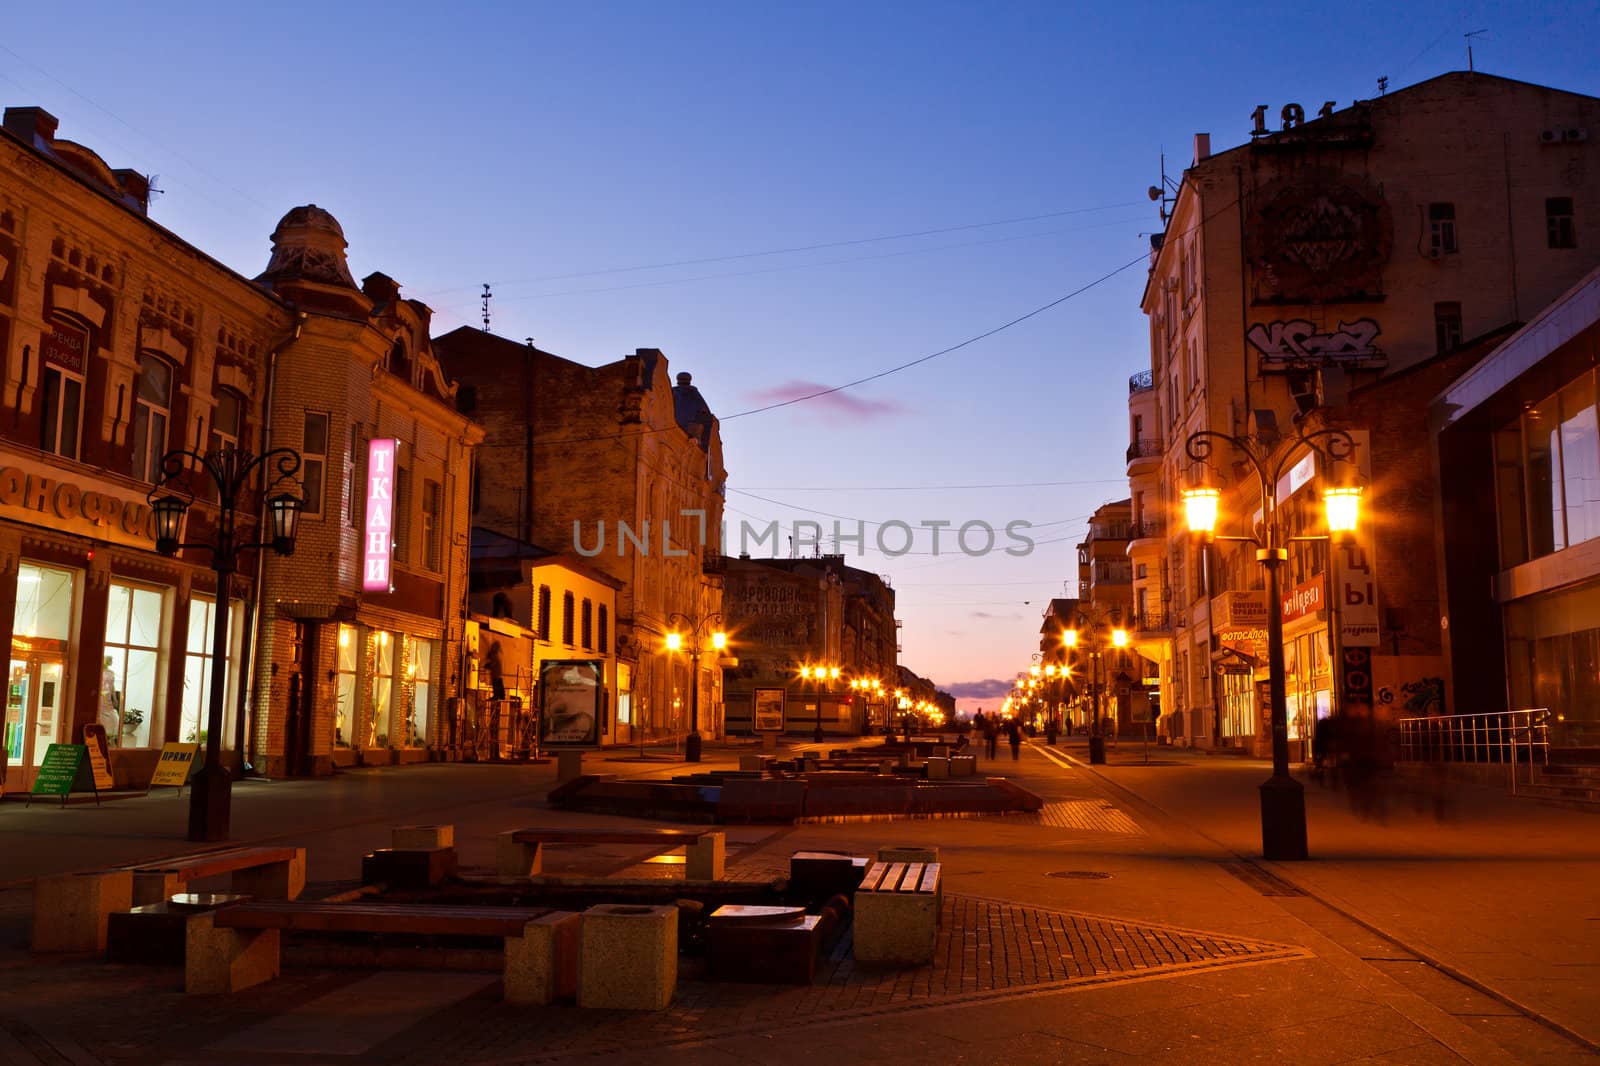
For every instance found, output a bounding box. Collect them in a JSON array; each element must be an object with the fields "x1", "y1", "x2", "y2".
[{"x1": 4, "y1": 657, "x2": 66, "y2": 791}]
